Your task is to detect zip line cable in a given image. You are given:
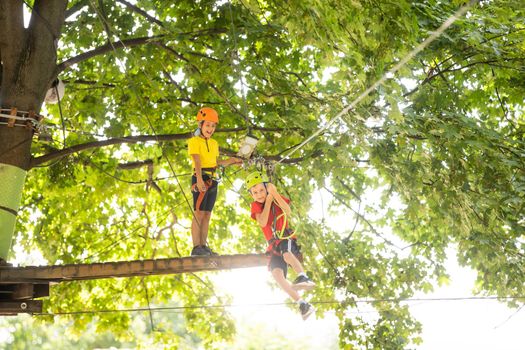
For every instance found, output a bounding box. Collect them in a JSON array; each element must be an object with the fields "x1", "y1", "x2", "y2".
[
  {"x1": 33, "y1": 295, "x2": 525, "y2": 317},
  {"x1": 277, "y1": 0, "x2": 478, "y2": 164}
]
